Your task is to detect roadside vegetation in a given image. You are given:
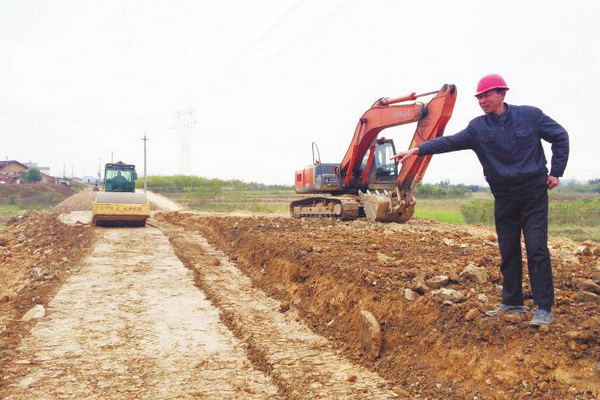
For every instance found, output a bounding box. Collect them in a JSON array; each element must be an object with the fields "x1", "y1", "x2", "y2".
[
  {"x1": 141, "y1": 175, "x2": 599, "y2": 241},
  {"x1": 139, "y1": 175, "x2": 295, "y2": 214},
  {"x1": 0, "y1": 184, "x2": 77, "y2": 226}
]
